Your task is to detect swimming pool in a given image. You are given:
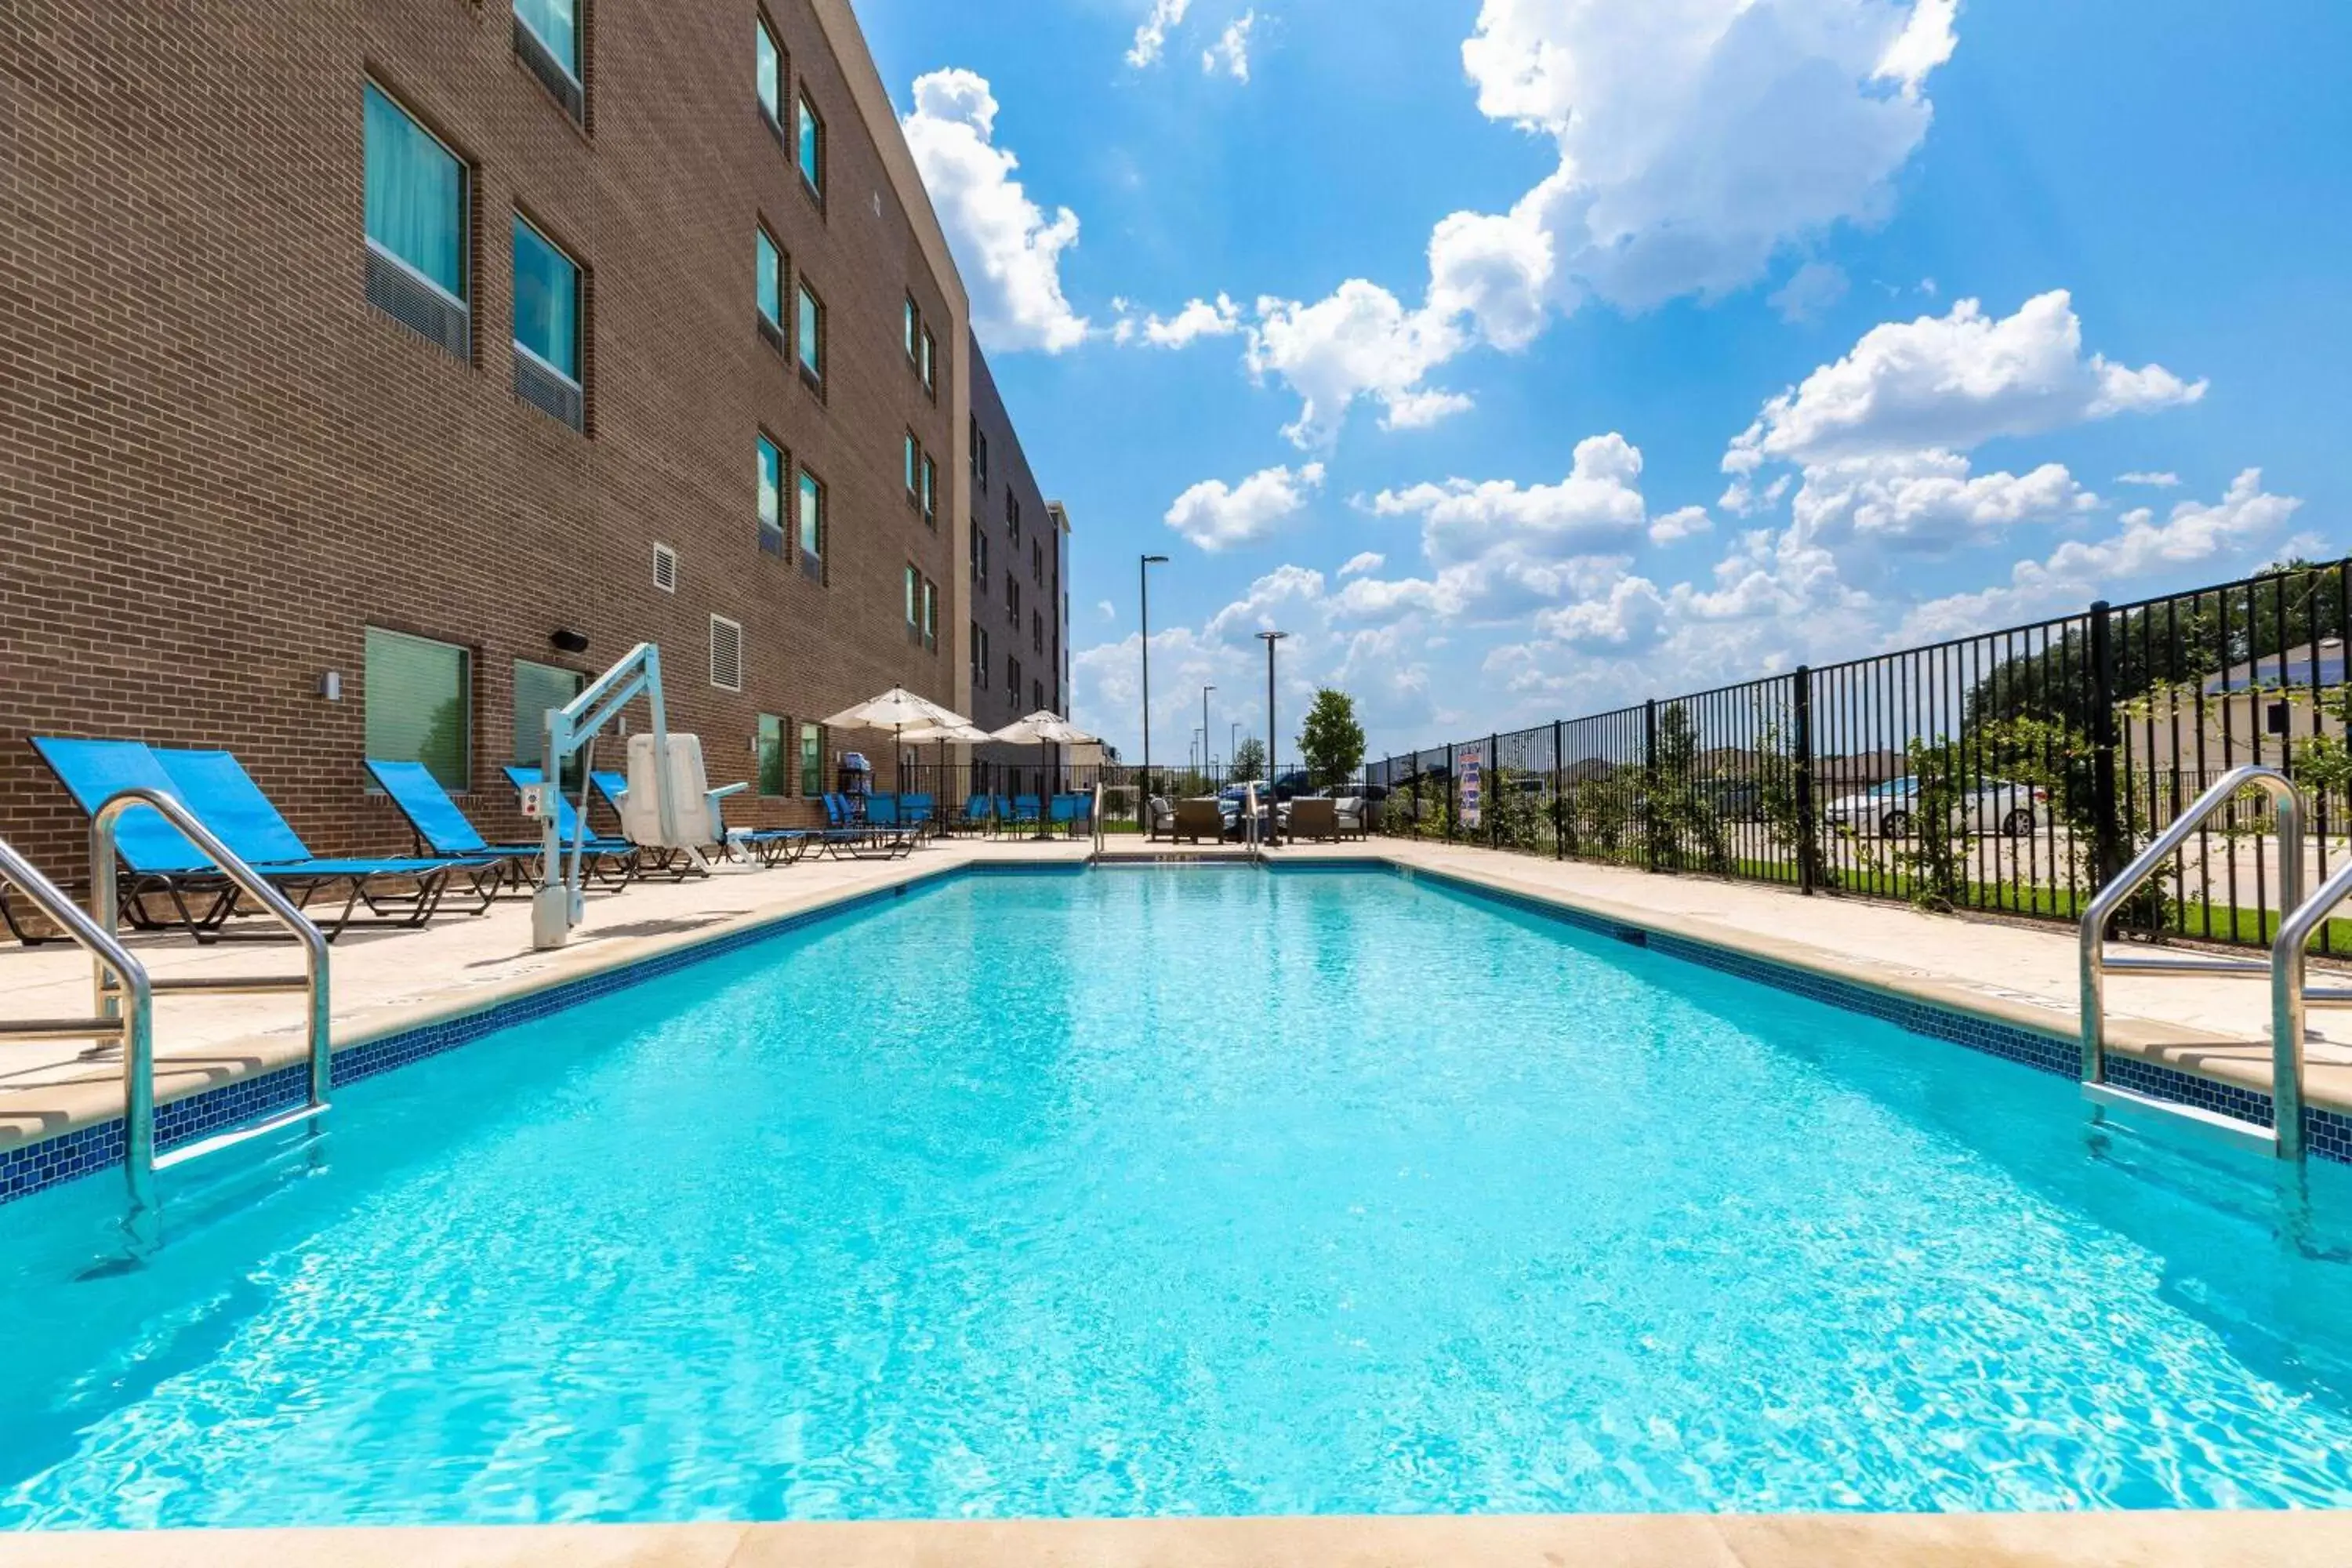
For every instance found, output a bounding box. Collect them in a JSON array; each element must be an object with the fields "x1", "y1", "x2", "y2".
[{"x1": 5, "y1": 864, "x2": 2352, "y2": 1527}]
